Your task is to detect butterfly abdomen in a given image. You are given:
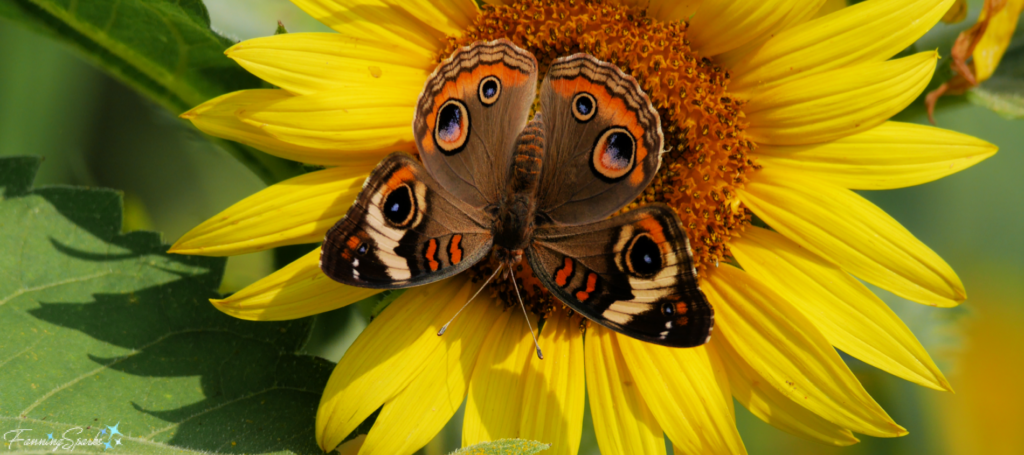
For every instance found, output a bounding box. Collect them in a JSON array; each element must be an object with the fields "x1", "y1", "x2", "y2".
[
  {"x1": 493, "y1": 117, "x2": 545, "y2": 256},
  {"x1": 509, "y1": 116, "x2": 545, "y2": 195}
]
